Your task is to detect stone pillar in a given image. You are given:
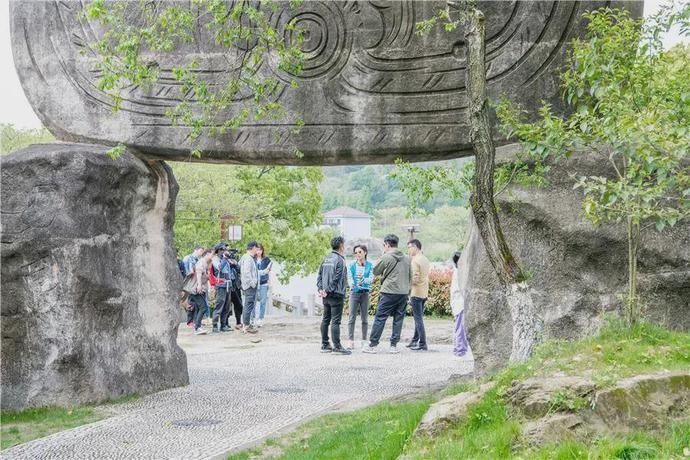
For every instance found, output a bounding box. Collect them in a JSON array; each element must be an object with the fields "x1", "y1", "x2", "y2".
[{"x1": 1, "y1": 143, "x2": 189, "y2": 410}]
